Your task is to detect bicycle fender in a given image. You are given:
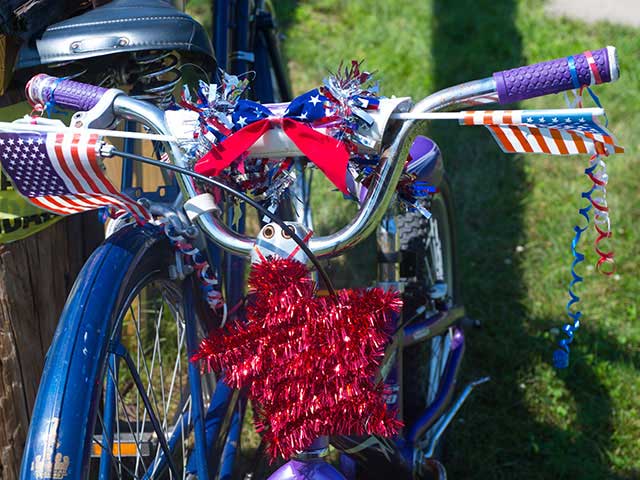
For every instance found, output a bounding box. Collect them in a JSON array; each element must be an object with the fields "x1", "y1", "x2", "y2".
[{"x1": 20, "y1": 224, "x2": 167, "y2": 480}]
